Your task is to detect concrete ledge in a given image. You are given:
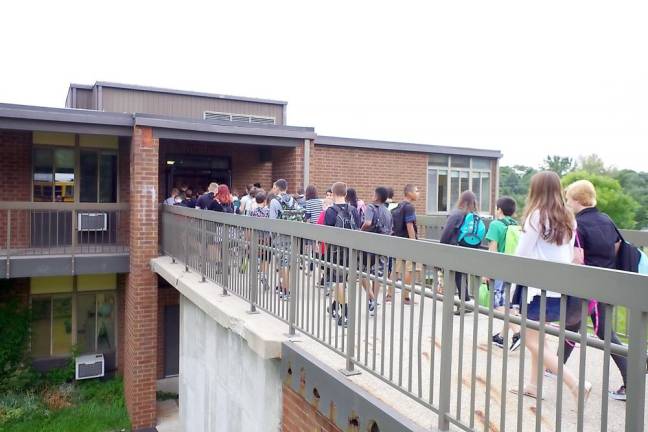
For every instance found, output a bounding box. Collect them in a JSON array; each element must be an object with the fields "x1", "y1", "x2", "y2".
[{"x1": 151, "y1": 256, "x2": 289, "y2": 360}]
